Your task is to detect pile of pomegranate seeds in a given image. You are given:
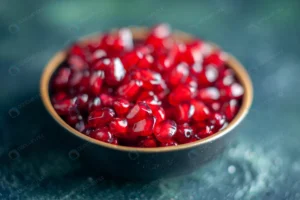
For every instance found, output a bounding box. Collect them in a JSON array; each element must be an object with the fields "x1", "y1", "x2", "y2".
[{"x1": 50, "y1": 24, "x2": 244, "y2": 148}]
